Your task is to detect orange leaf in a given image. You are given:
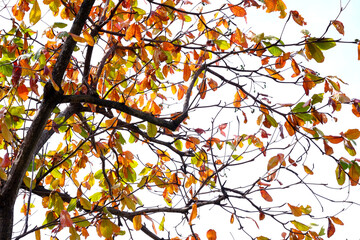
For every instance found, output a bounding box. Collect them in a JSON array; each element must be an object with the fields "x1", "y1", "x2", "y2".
[
  {"x1": 125, "y1": 24, "x2": 136, "y2": 41},
  {"x1": 228, "y1": 4, "x2": 246, "y2": 17},
  {"x1": 284, "y1": 121, "x2": 295, "y2": 136},
  {"x1": 199, "y1": 79, "x2": 207, "y2": 99},
  {"x1": 161, "y1": 42, "x2": 175, "y2": 51},
  {"x1": 323, "y1": 140, "x2": 334, "y2": 155},
  {"x1": 332, "y1": 20, "x2": 344, "y2": 35},
  {"x1": 17, "y1": 83, "x2": 29, "y2": 101},
  {"x1": 260, "y1": 188, "x2": 273, "y2": 202},
  {"x1": 349, "y1": 164, "x2": 359, "y2": 186},
  {"x1": 323, "y1": 136, "x2": 344, "y2": 144},
  {"x1": 189, "y1": 203, "x2": 197, "y2": 225},
  {"x1": 259, "y1": 211, "x2": 265, "y2": 220},
  {"x1": 327, "y1": 218, "x2": 335, "y2": 238},
  {"x1": 233, "y1": 90, "x2": 242, "y2": 108},
  {"x1": 290, "y1": 10, "x2": 306, "y2": 26},
  {"x1": 133, "y1": 215, "x2": 142, "y2": 231},
  {"x1": 288, "y1": 203, "x2": 302, "y2": 217},
  {"x1": 343, "y1": 129, "x2": 360, "y2": 140},
  {"x1": 291, "y1": 59, "x2": 301, "y2": 77},
  {"x1": 303, "y1": 165, "x2": 313, "y2": 175},
  {"x1": 206, "y1": 229, "x2": 217, "y2": 240},
  {"x1": 358, "y1": 42, "x2": 360, "y2": 61},
  {"x1": 330, "y1": 216, "x2": 344, "y2": 225},
  {"x1": 60, "y1": 210, "x2": 73, "y2": 228},
  {"x1": 83, "y1": 31, "x2": 94, "y2": 46},
  {"x1": 183, "y1": 63, "x2": 191, "y2": 82},
  {"x1": 197, "y1": 15, "x2": 206, "y2": 32},
  {"x1": 207, "y1": 78, "x2": 218, "y2": 91},
  {"x1": 265, "y1": 68, "x2": 285, "y2": 81},
  {"x1": 68, "y1": 32, "x2": 86, "y2": 43},
  {"x1": 230, "y1": 213, "x2": 234, "y2": 224}
]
